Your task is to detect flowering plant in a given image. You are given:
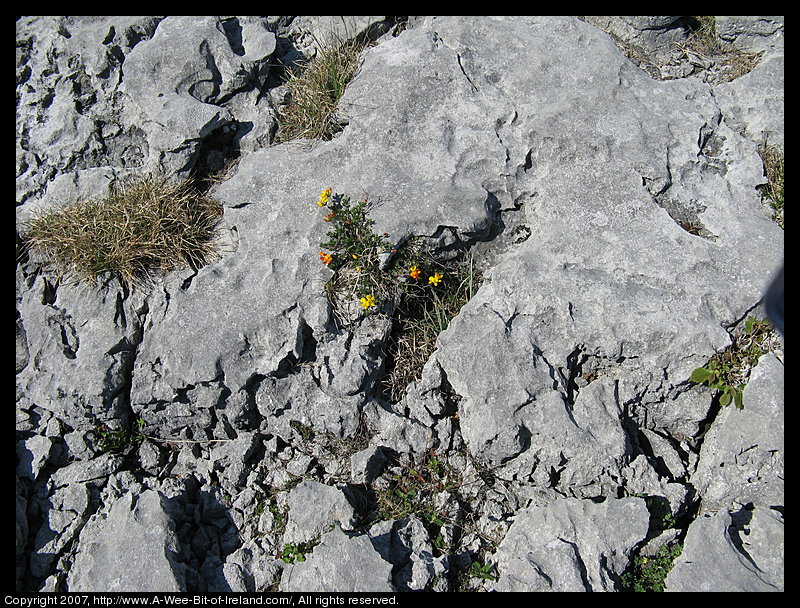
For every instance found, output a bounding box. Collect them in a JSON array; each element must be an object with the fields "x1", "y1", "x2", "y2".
[
  {"x1": 314, "y1": 188, "x2": 479, "y2": 401},
  {"x1": 314, "y1": 189, "x2": 449, "y2": 317}
]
